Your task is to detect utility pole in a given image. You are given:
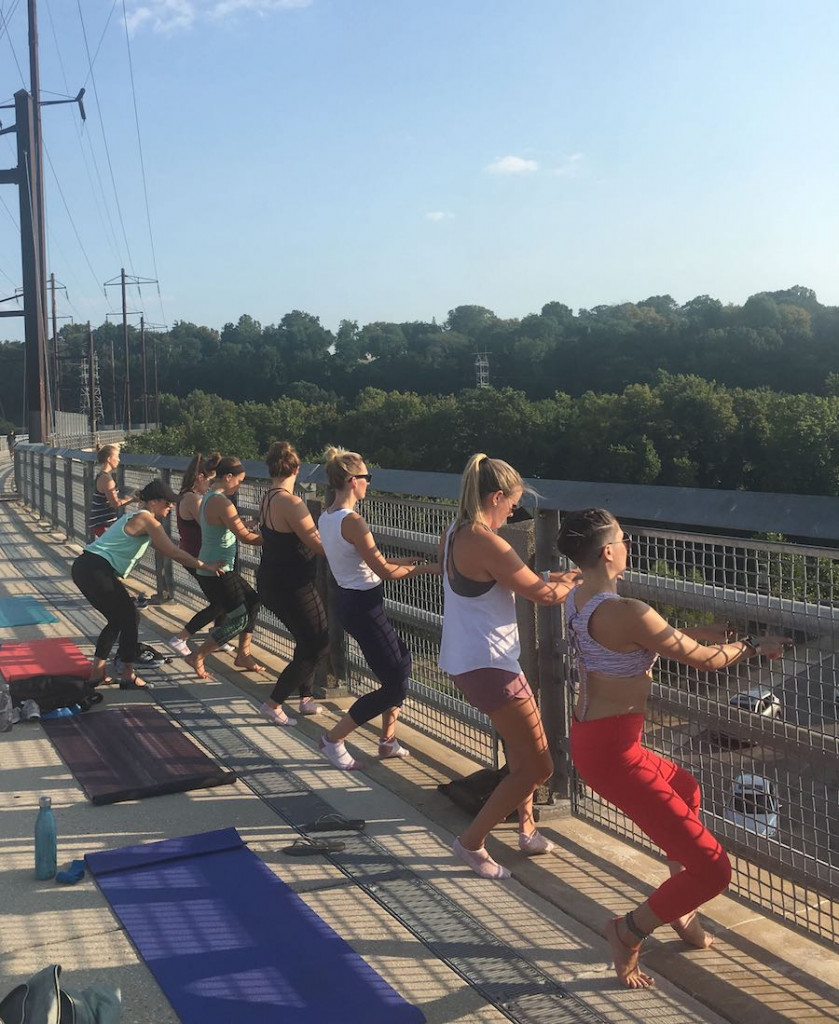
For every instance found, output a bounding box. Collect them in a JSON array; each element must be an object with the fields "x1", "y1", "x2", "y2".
[
  {"x1": 141, "y1": 322, "x2": 166, "y2": 428},
  {"x1": 0, "y1": 0, "x2": 85, "y2": 441},
  {"x1": 140, "y1": 316, "x2": 149, "y2": 428},
  {"x1": 104, "y1": 270, "x2": 158, "y2": 434},
  {"x1": 49, "y1": 273, "x2": 67, "y2": 411}
]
